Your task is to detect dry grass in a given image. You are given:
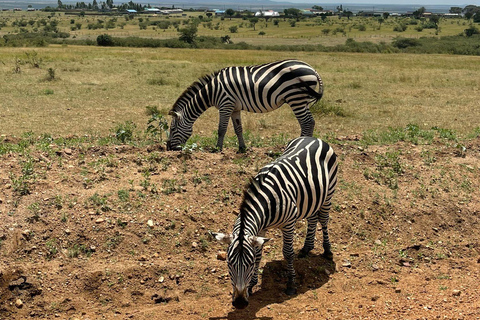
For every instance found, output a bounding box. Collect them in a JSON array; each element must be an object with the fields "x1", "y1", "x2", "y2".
[{"x1": 1, "y1": 46, "x2": 479, "y2": 140}]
